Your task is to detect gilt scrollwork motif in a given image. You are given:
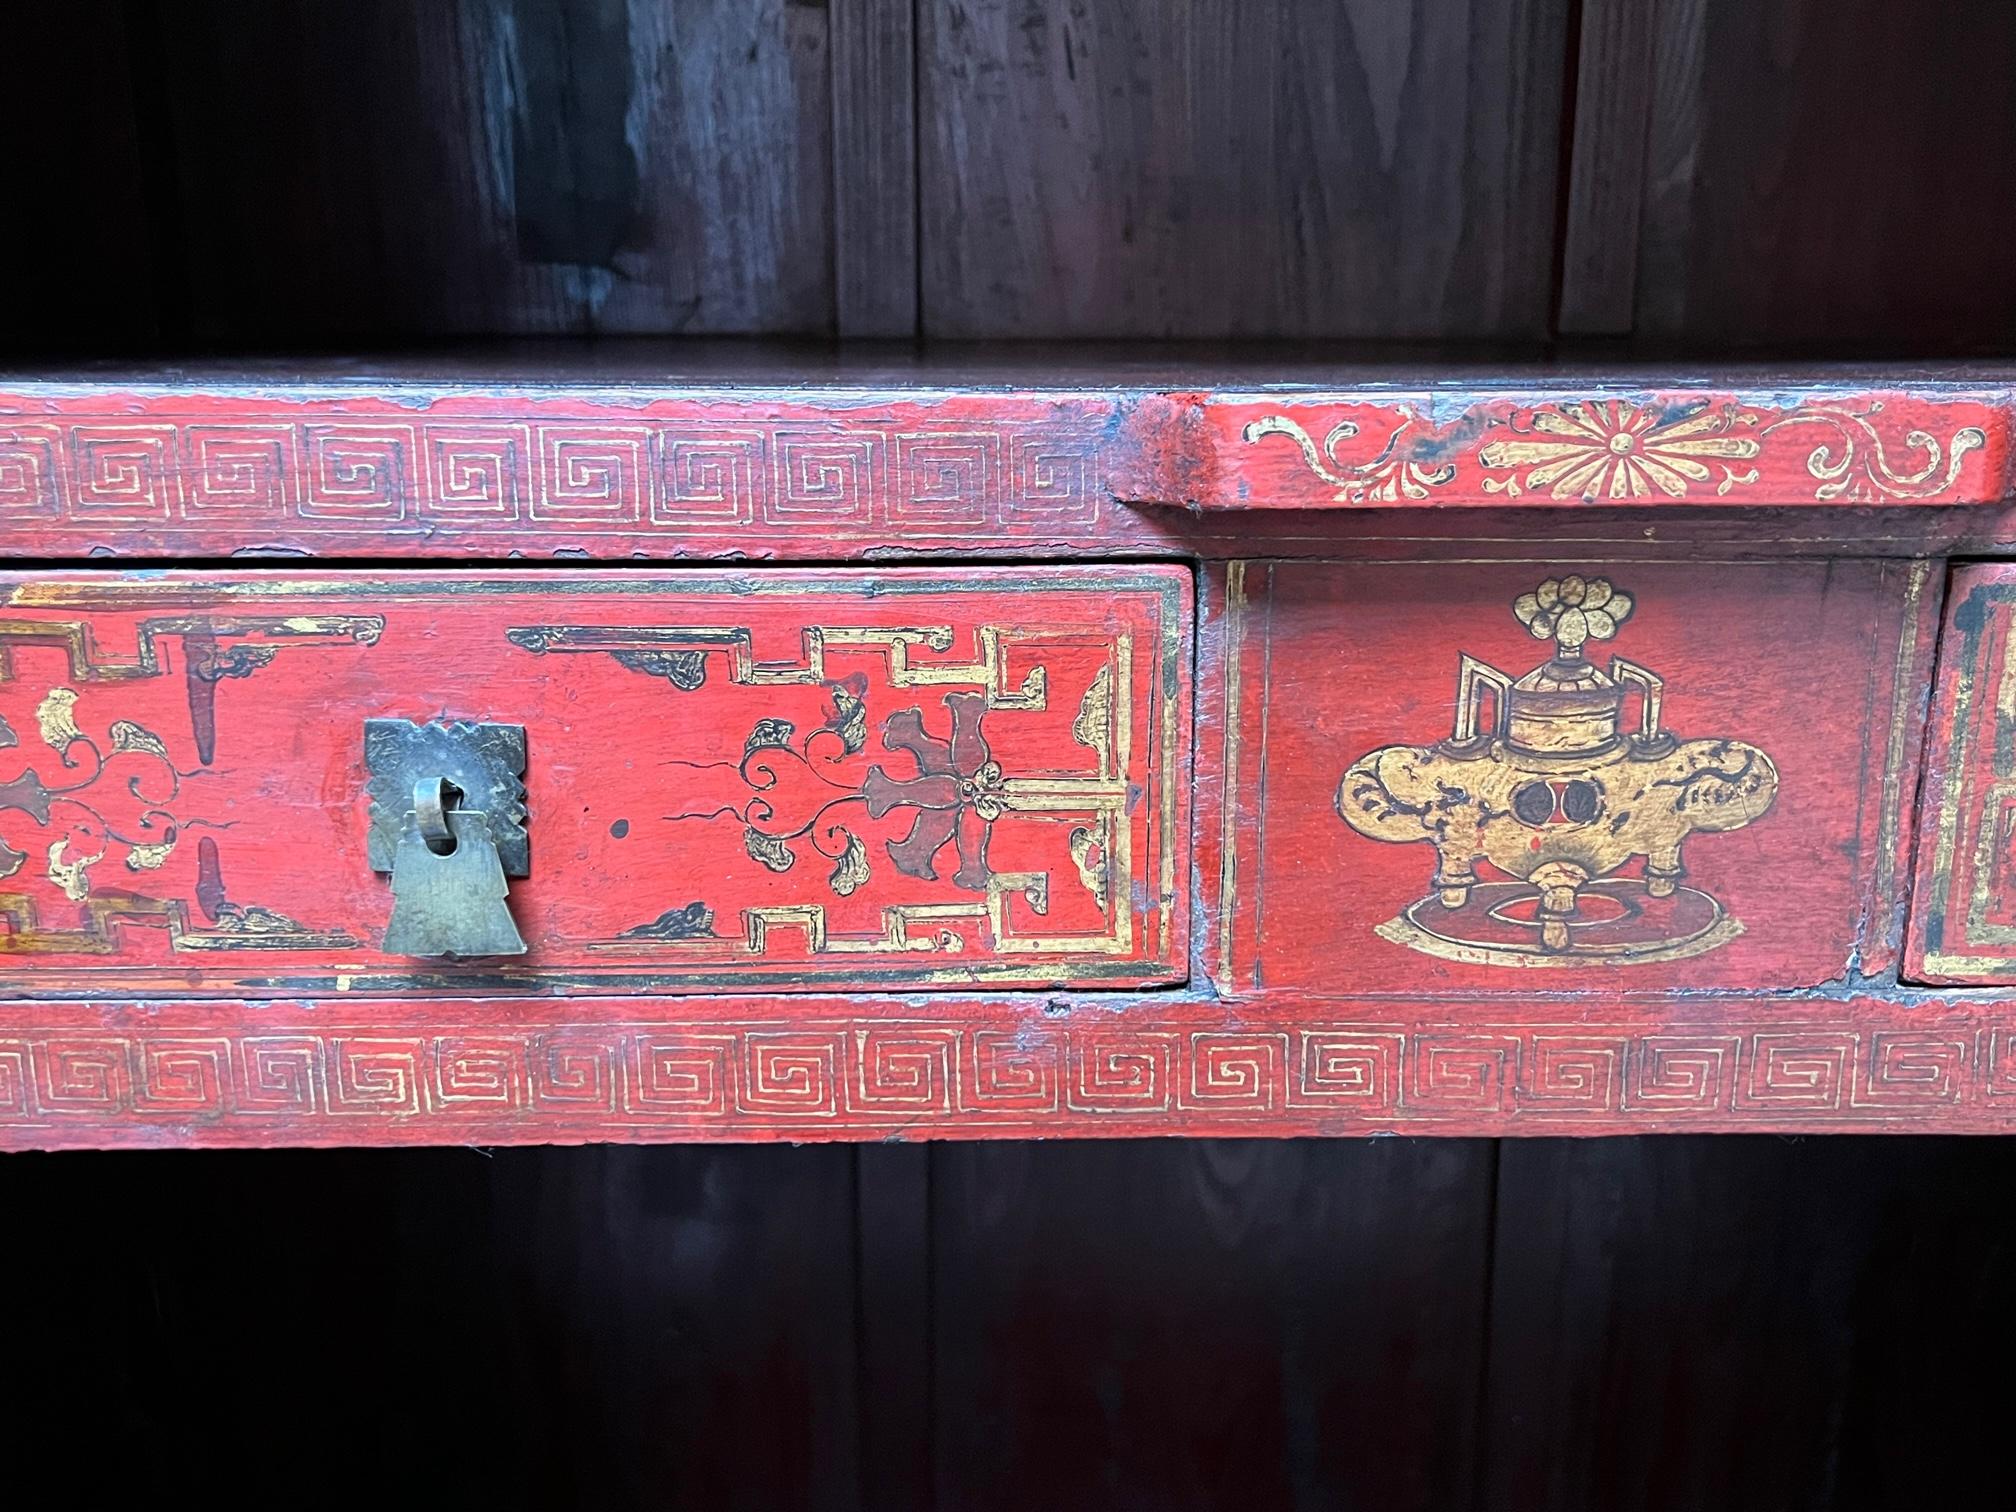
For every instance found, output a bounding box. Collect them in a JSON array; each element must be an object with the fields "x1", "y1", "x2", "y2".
[
  {"x1": 516, "y1": 622, "x2": 1139, "y2": 962},
  {"x1": 1245, "y1": 399, "x2": 1988, "y2": 504},
  {"x1": 0, "y1": 691, "x2": 184, "y2": 901},
  {"x1": 1241, "y1": 415, "x2": 1458, "y2": 502}
]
